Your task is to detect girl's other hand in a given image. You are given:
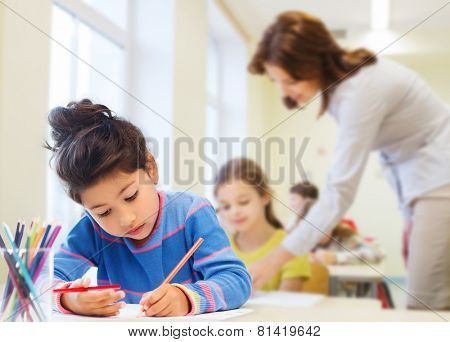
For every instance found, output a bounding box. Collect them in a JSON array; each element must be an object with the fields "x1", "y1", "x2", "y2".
[{"x1": 60, "y1": 278, "x2": 126, "y2": 316}]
